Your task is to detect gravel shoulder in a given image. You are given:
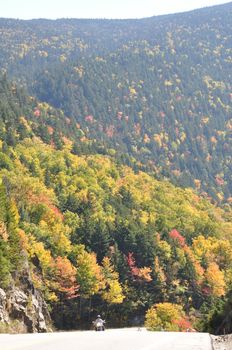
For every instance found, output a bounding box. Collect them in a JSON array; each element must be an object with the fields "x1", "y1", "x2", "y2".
[{"x1": 211, "y1": 334, "x2": 232, "y2": 350}]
